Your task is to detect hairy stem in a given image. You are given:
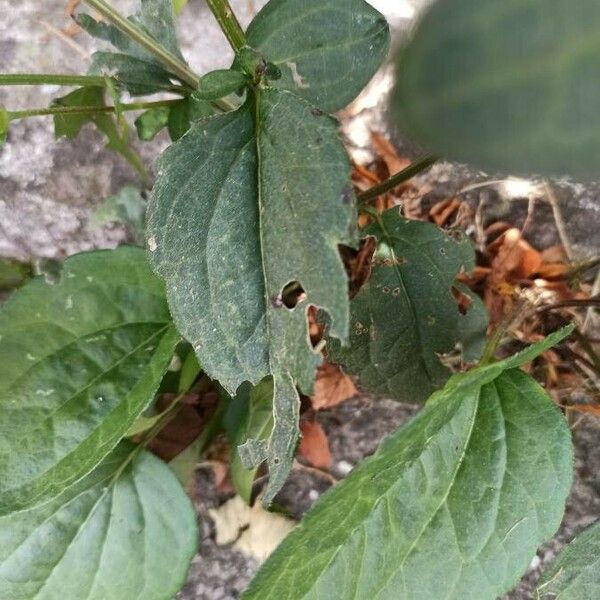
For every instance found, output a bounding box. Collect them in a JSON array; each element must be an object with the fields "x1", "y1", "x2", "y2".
[
  {"x1": 81, "y1": 0, "x2": 200, "y2": 88},
  {"x1": 205, "y1": 0, "x2": 247, "y2": 52},
  {"x1": 358, "y1": 155, "x2": 438, "y2": 203},
  {"x1": 8, "y1": 99, "x2": 181, "y2": 121}
]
